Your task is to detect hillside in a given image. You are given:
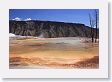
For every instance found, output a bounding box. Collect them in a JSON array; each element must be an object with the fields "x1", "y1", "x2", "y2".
[{"x1": 9, "y1": 20, "x2": 98, "y2": 38}]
